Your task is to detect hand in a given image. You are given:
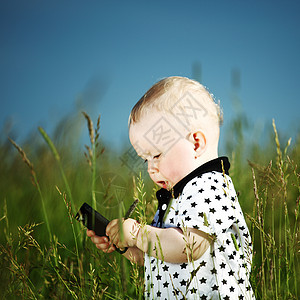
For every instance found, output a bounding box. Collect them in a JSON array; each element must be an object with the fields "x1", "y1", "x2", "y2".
[
  {"x1": 86, "y1": 229, "x2": 116, "y2": 253},
  {"x1": 106, "y1": 218, "x2": 140, "y2": 249}
]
